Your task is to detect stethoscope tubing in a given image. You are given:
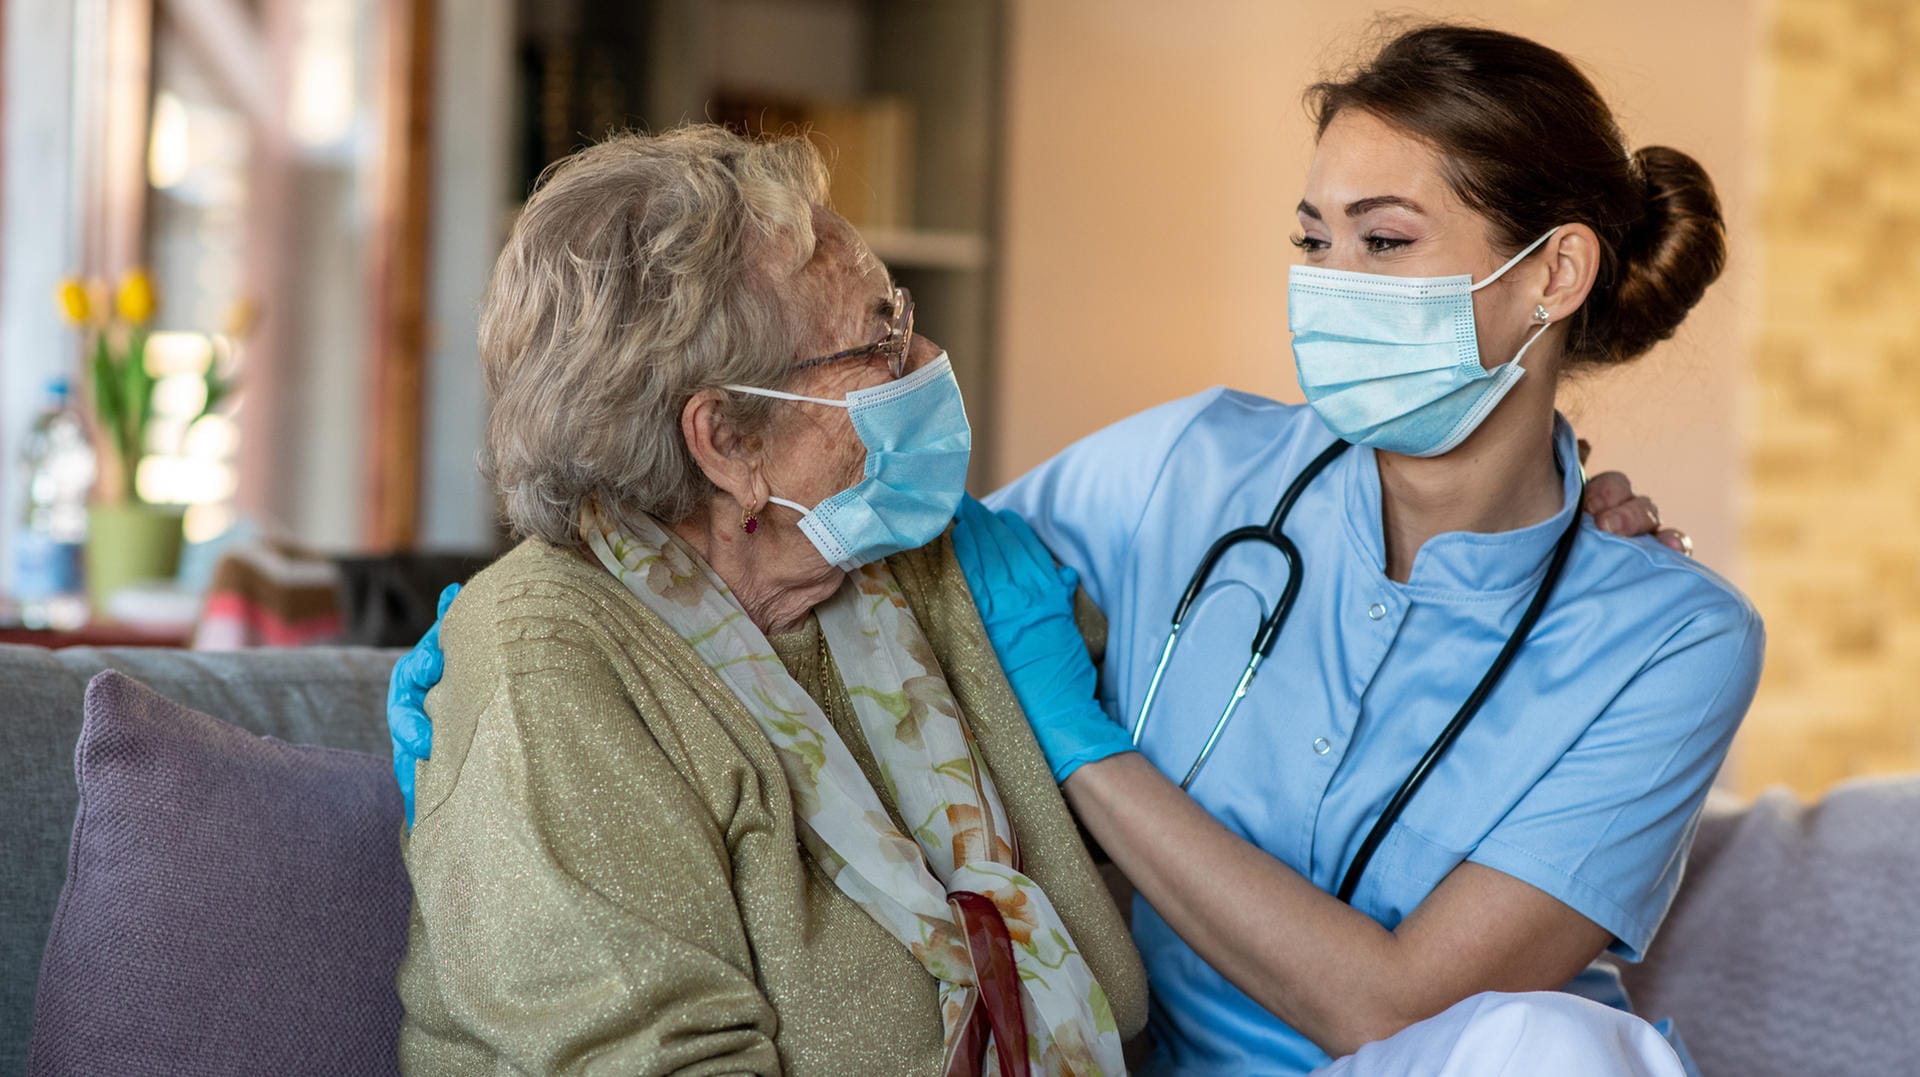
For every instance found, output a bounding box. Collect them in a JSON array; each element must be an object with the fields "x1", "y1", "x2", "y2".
[
  {"x1": 1131, "y1": 441, "x2": 1351, "y2": 781},
  {"x1": 1128, "y1": 437, "x2": 1585, "y2": 904},
  {"x1": 1333, "y1": 501, "x2": 1583, "y2": 903}
]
